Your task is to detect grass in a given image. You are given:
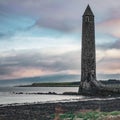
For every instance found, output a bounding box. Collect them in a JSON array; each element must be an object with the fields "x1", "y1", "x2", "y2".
[
  {"x1": 19, "y1": 82, "x2": 80, "y2": 87},
  {"x1": 51, "y1": 111, "x2": 120, "y2": 120}
]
